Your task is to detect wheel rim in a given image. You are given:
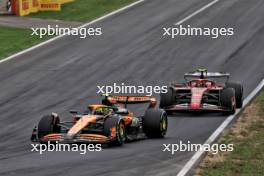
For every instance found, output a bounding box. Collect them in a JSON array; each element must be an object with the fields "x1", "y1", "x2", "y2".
[
  {"x1": 232, "y1": 96, "x2": 236, "y2": 109},
  {"x1": 160, "y1": 114, "x2": 167, "y2": 136},
  {"x1": 118, "y1": 123, "x2": 126, "y2": 142}
]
